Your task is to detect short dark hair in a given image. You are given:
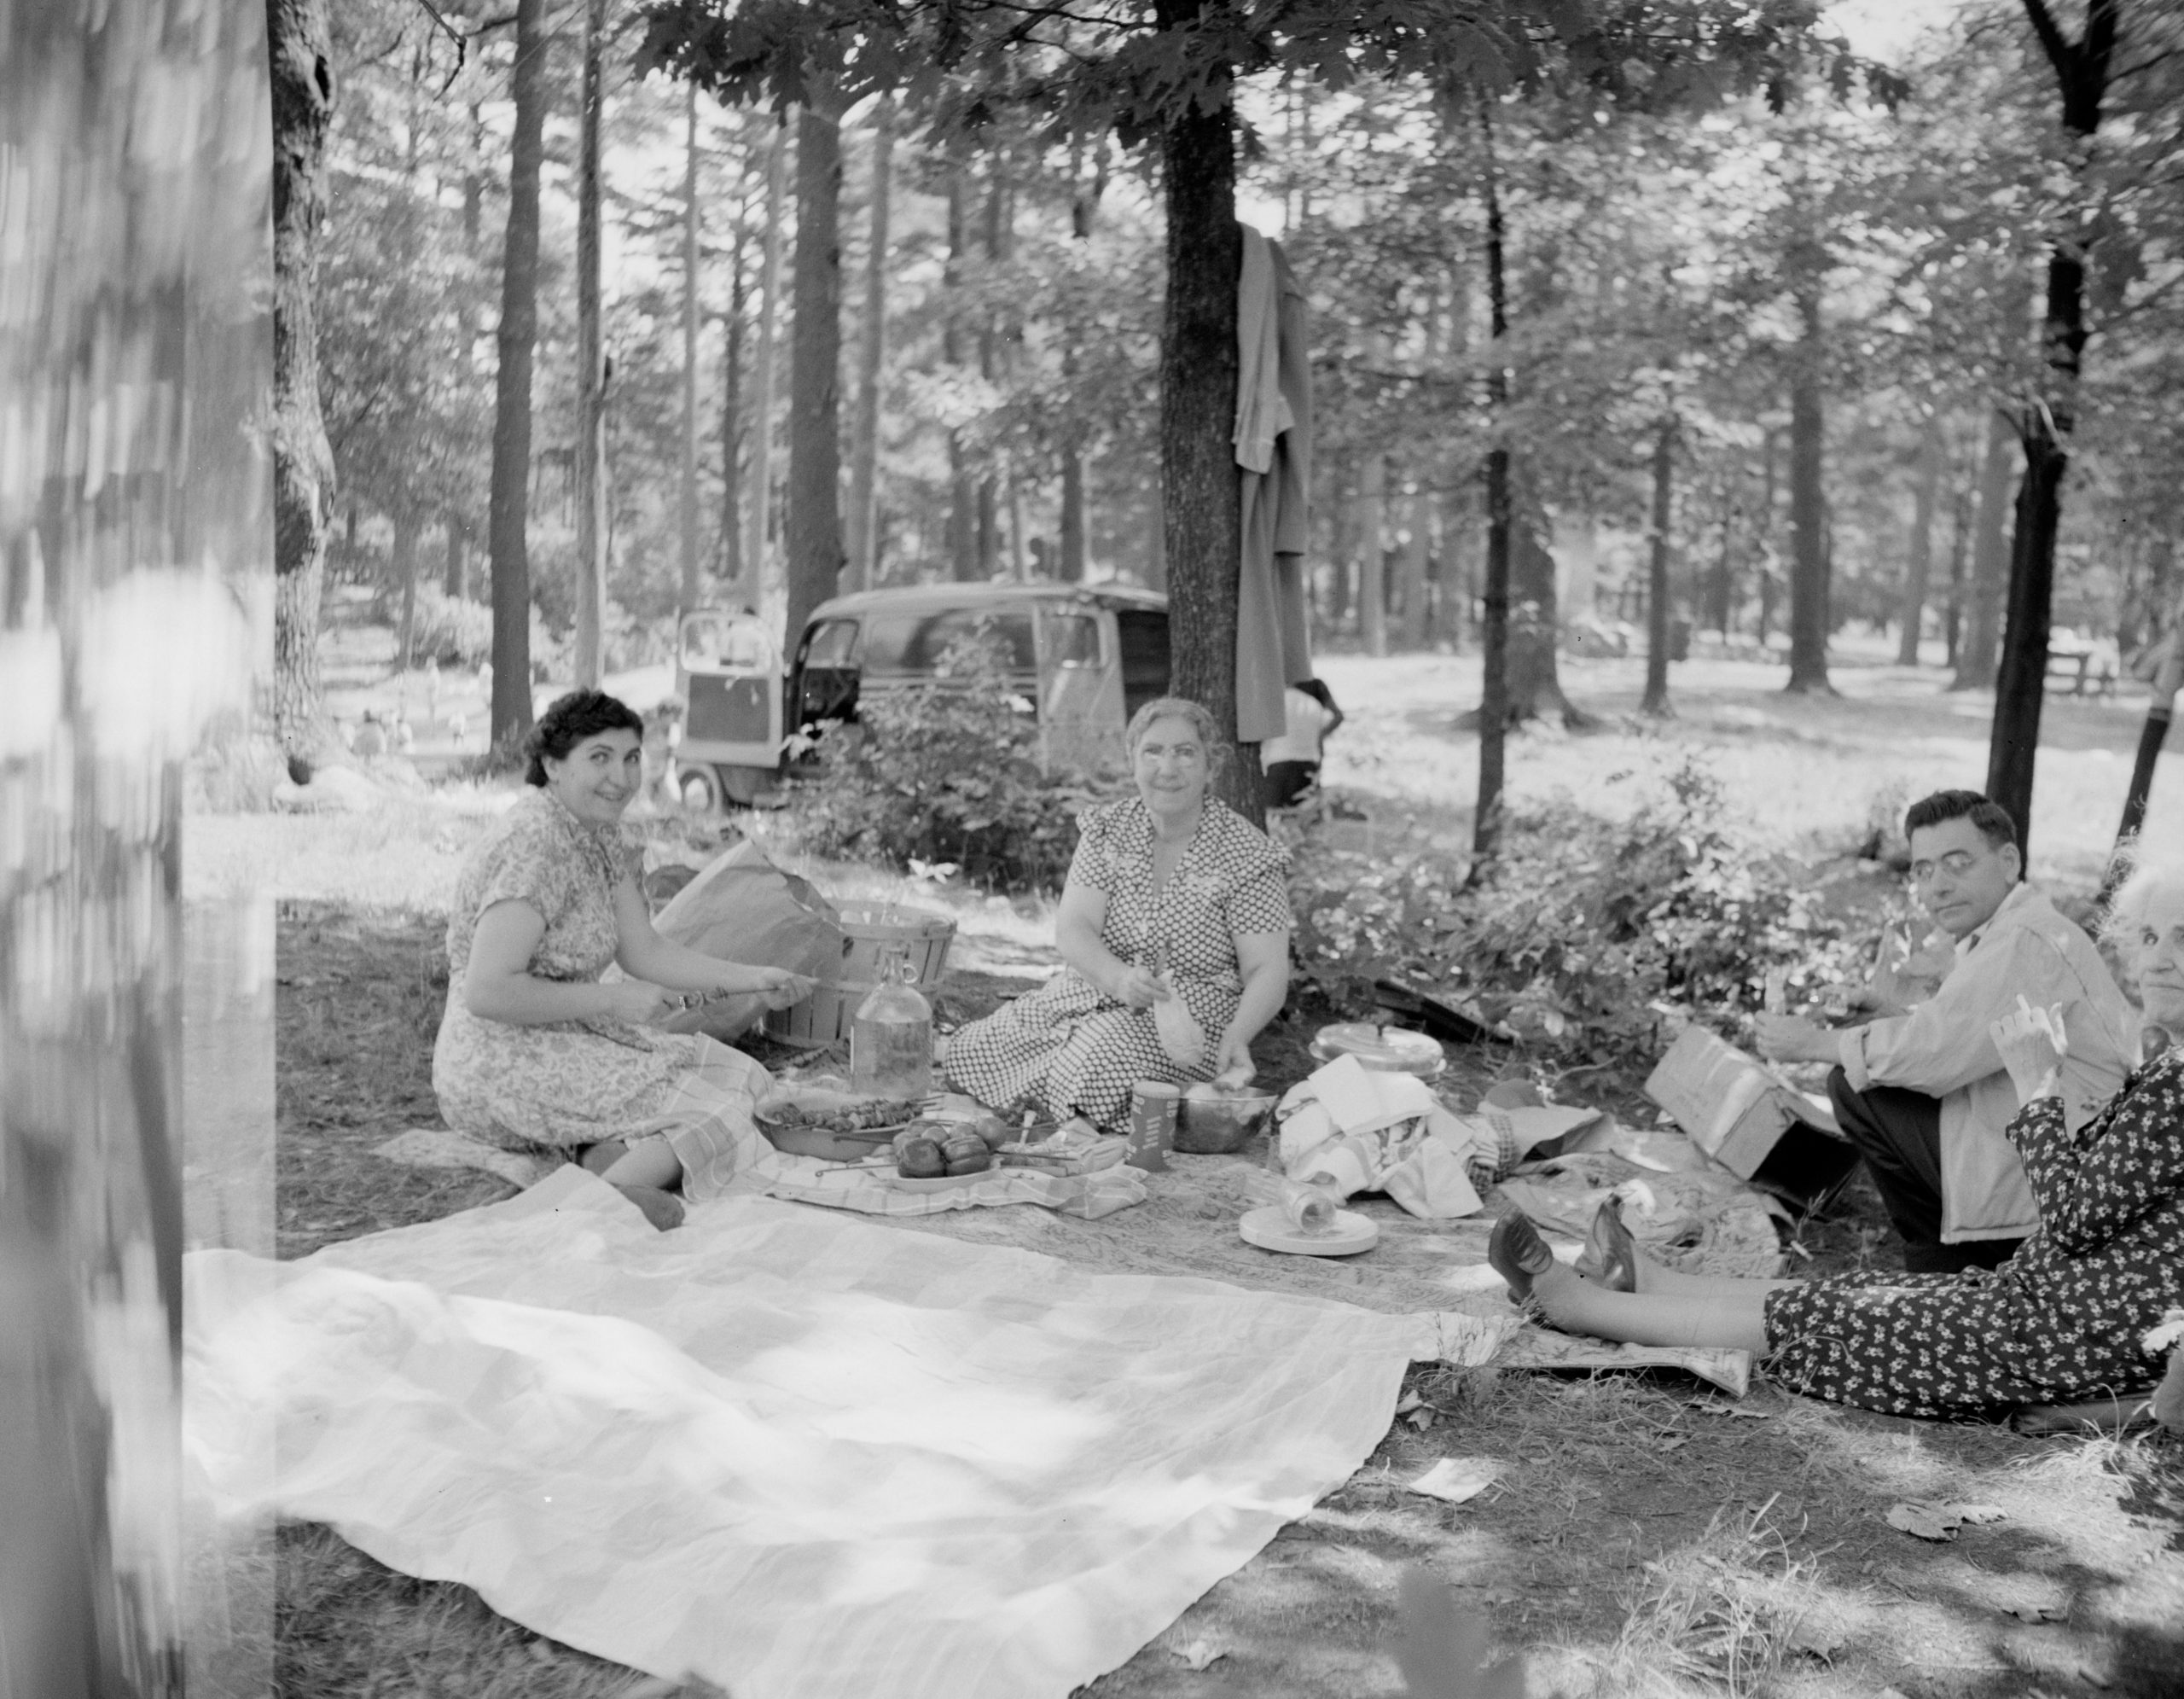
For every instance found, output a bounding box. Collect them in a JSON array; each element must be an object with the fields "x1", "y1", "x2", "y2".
[
  {"x1": 525, "y1": 689, "x2": 644, "y2": 786},
  {"x1": 1904, "y1": 788, "x2": 2017, "y2": 852}
]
